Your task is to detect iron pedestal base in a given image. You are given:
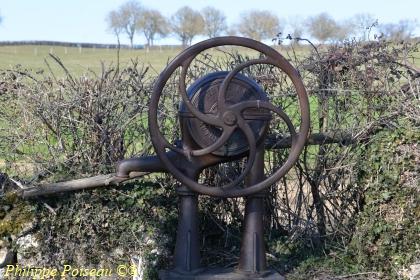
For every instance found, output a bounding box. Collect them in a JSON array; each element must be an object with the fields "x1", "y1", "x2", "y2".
[{"x1": 159, "y1": 268, "x2": 285, "y2": 280}]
